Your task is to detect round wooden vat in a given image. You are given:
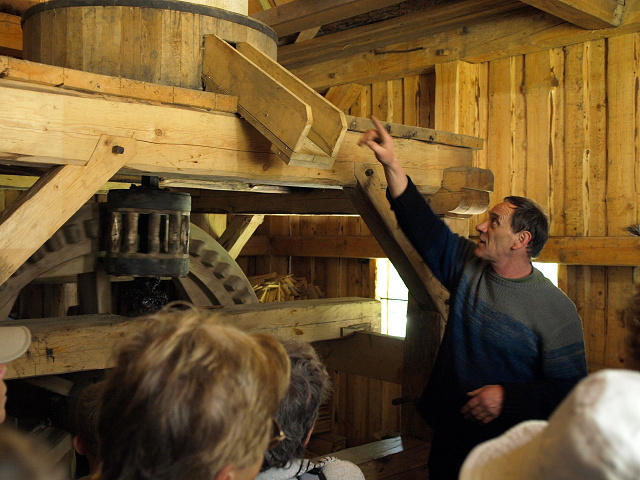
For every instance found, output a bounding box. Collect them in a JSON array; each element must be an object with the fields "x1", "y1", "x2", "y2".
[{"x1": 22, "y1": 0, "x2": 277, "y2": 90}]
